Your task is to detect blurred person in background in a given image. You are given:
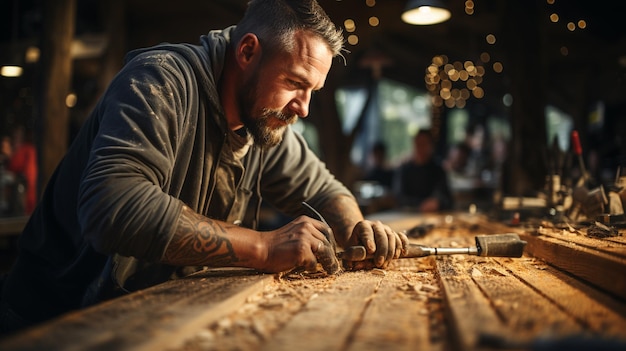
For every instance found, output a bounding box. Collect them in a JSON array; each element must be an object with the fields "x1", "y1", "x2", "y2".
[
  {"x1": 356, "y1": 140, "x2": 396, "y2": 214},
  {"x1": 394, "y1": 129, "x2": 453, "y2": 212},
  {"x1": 362, "y1": 140, "x2": 394, "y2": 190},
  {"x1": 1, "y1": 126, "x2": 38, "y2": 216}
]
